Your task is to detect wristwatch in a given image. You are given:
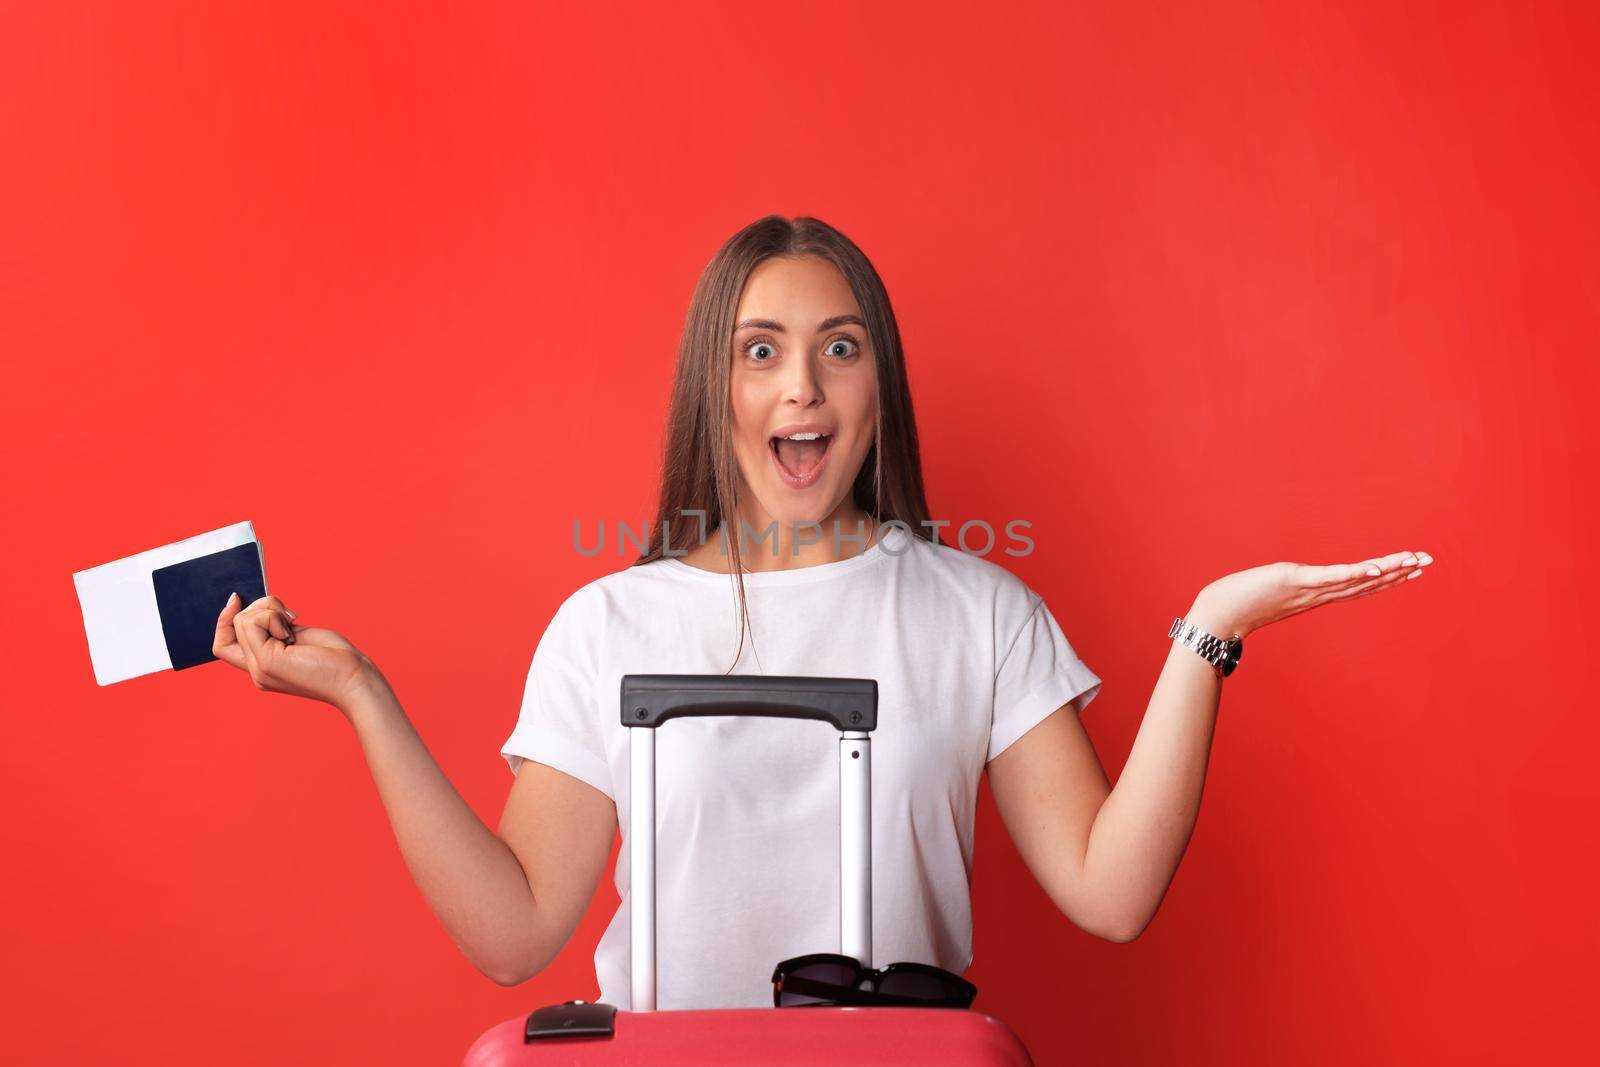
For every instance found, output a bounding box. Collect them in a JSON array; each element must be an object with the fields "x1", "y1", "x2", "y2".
[{"x1": 1169, "y1": 617, "x2": 1244, "y2": 679}]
